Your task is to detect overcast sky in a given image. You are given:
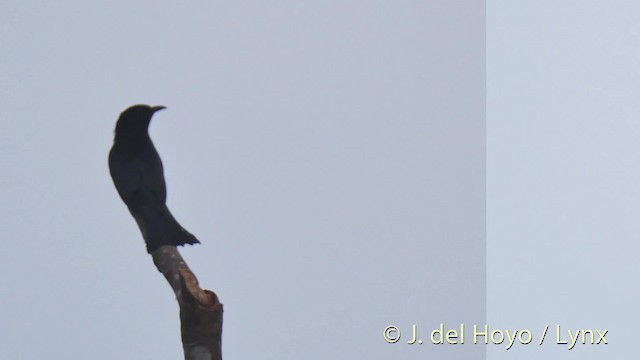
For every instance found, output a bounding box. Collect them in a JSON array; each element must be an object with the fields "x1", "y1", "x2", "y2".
[
  {"x1": 488, "y1": 1, "x2": 639, "y2": 359},
  {"x1": 1, "y1": 1, "x2": 636, "y2": 359}
]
